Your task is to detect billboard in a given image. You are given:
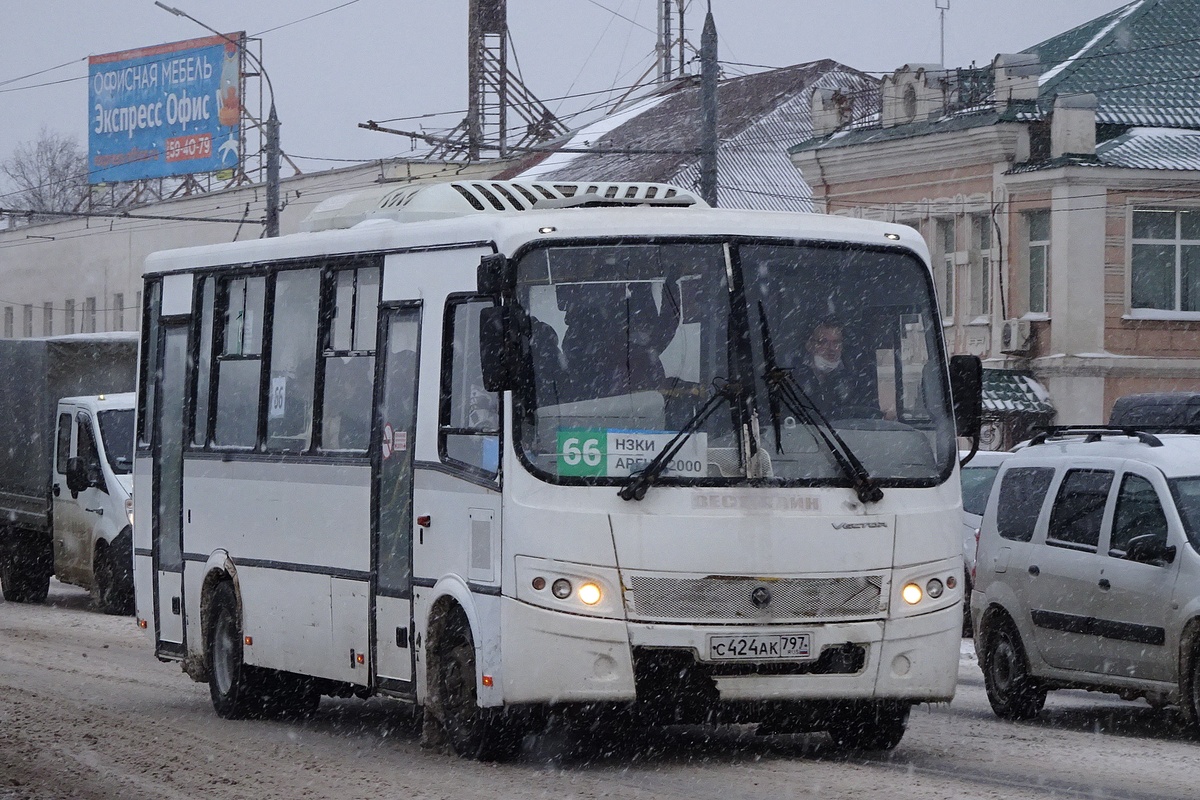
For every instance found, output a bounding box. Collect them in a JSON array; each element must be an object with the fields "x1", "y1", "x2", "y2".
[{"x1": 88, "y1": 33, "x2": 244, "y2": 184}]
